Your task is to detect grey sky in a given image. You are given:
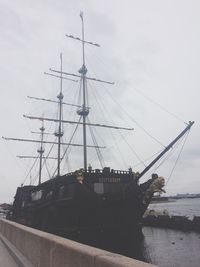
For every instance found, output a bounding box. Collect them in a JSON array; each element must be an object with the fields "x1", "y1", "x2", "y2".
[{"x1": 0, "y1": 0, "x2": 199, "y2": 203}]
